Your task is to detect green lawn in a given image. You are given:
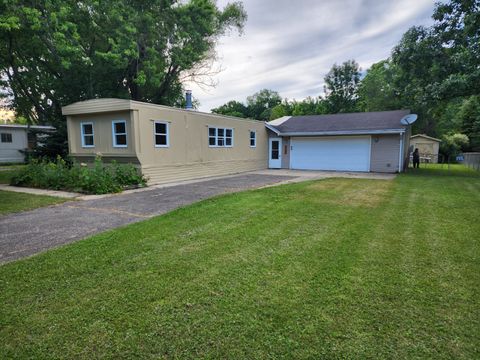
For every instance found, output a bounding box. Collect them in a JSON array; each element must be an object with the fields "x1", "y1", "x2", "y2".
[
  {"x1": 0, "y1": 190, "x2": 67, "y2": 215},
  {"x1": 1, "y1": 166, "x2": 479, "y2": 358},
  {"x1": 0, "y1": 170, "x2": 17, "y2": 184}
]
